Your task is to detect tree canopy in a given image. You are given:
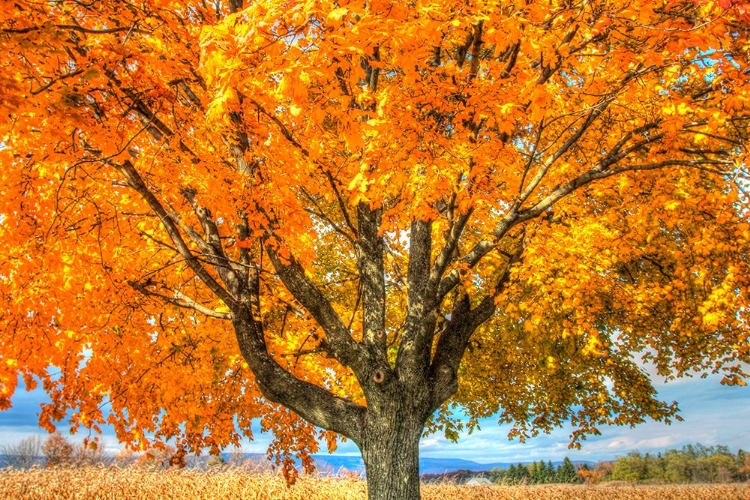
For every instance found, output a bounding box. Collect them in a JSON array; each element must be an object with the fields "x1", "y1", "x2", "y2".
[{"x1": 1, "y1": 0, "x2": 750, "y2": 497}]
